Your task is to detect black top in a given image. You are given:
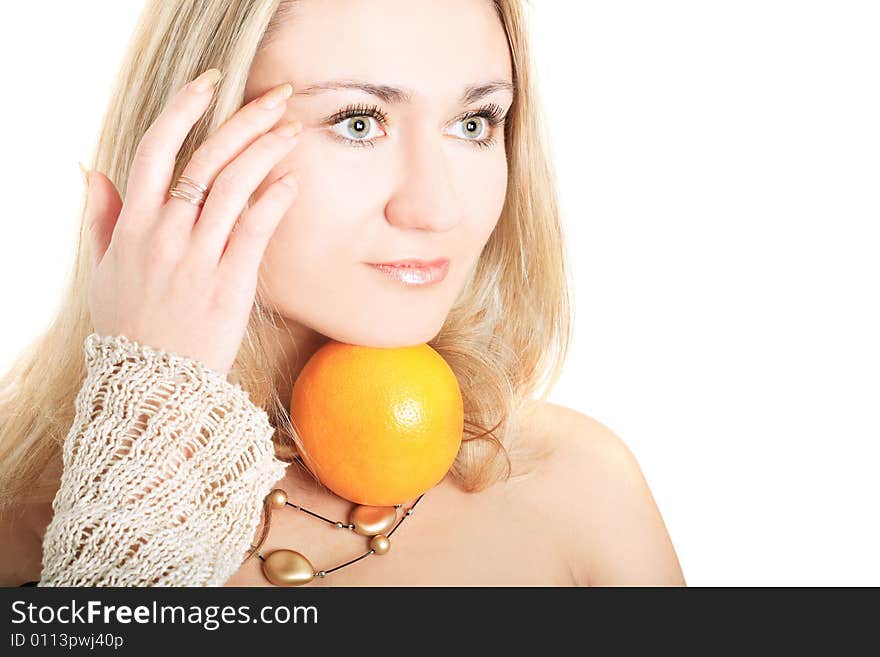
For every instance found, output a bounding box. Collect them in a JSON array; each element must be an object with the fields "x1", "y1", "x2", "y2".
[{"x1": 19, "y1": 581, "x2": 38, "y2": 586}]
